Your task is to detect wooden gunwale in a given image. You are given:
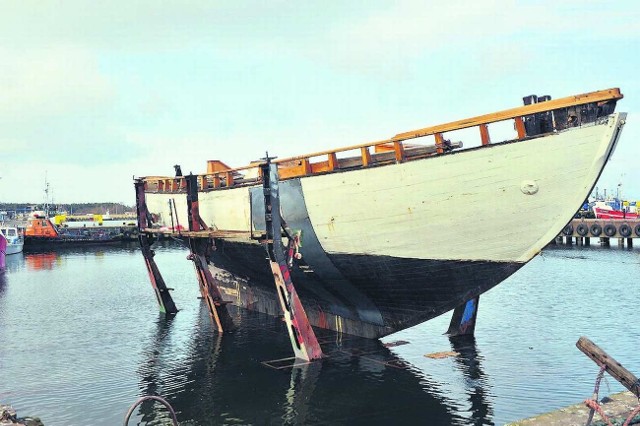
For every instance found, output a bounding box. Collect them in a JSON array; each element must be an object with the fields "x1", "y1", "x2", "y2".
[
  {"x1": 141, "y1": 88, "x2": 622, "y2": 191},
  {"x1": 392, "y1": 88, "x2": 621, "y2": 141}
]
